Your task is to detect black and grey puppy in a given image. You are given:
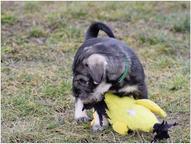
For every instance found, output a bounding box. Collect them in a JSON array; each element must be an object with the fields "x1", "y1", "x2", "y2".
[{"x1": 72, "y1": 22, "x2": 147, "y2": 131}]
